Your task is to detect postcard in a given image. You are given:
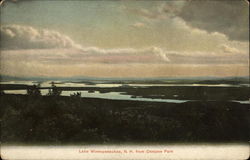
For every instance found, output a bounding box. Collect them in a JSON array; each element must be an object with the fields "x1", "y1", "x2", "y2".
[{"x1": 0, "y1": 0, "x2": 249, "y2": 159}]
